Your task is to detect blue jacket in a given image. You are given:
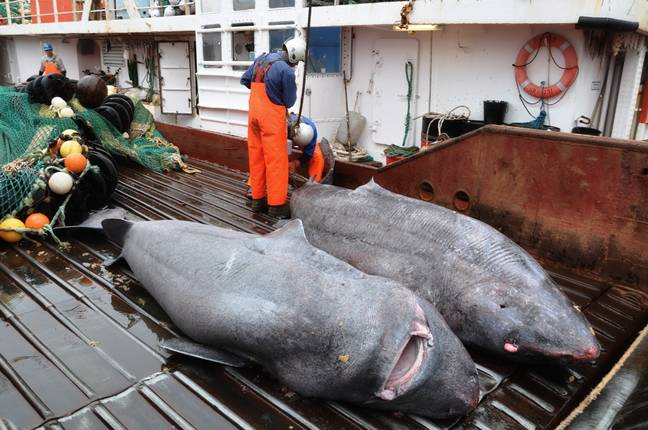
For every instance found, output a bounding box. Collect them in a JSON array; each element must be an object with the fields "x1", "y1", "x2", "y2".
[
  {"x1": 240, "y1": 52, "x2": 297, "y2": 108},
  {"x1": 288, "y1": 114, "x2": 318, "y2": 164}
]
